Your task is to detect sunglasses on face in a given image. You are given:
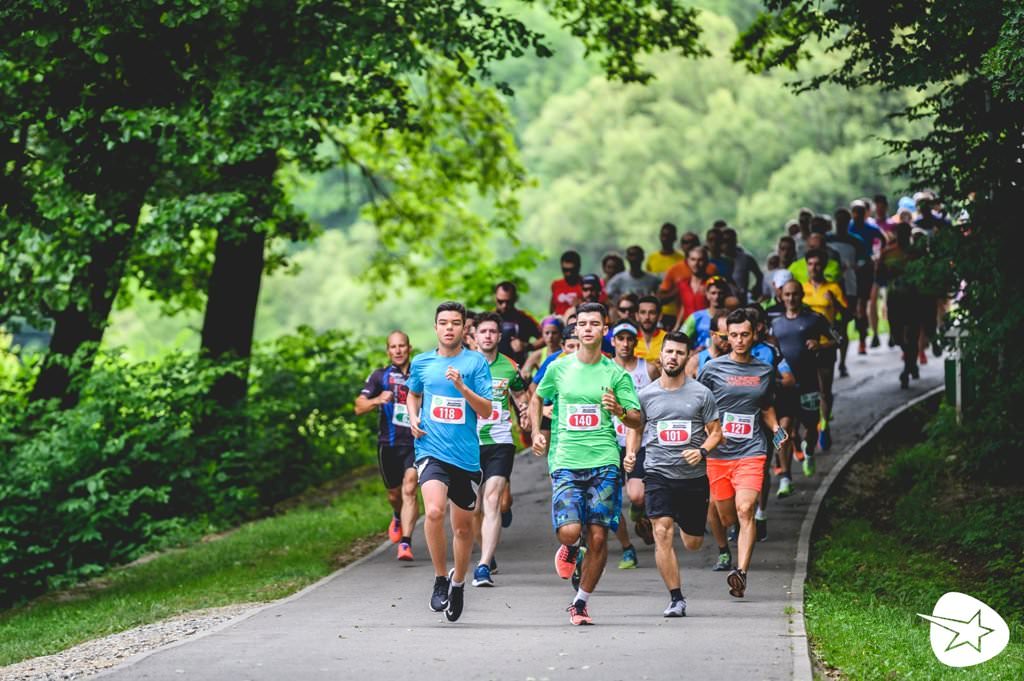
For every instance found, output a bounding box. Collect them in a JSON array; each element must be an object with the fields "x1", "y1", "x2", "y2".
[{"x1": 618, "y1": 305, "x2": 635, "y2": 313}]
